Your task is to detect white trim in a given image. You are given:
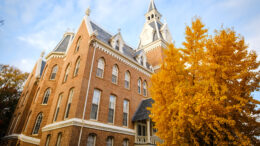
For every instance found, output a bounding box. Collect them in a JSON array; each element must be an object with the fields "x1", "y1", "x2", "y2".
[
  {"x1": 4, "y1": 134, "x2": 40, "y2": 145},
  {"x1": 42, "y1": 118, "x2": 135, "y2": 136},
  {"x1": 84, "y1": 15, "x2": 94, "y2": 36},
  {"x1": 93, "y1": 41, "x2": 153, "y2": 77},
  {"x1": 19, "y1": 134, "x2": 40, "y2": 145},
  {"x1": 143, "y1": 39, "x2": 167, "y2": 53}
]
